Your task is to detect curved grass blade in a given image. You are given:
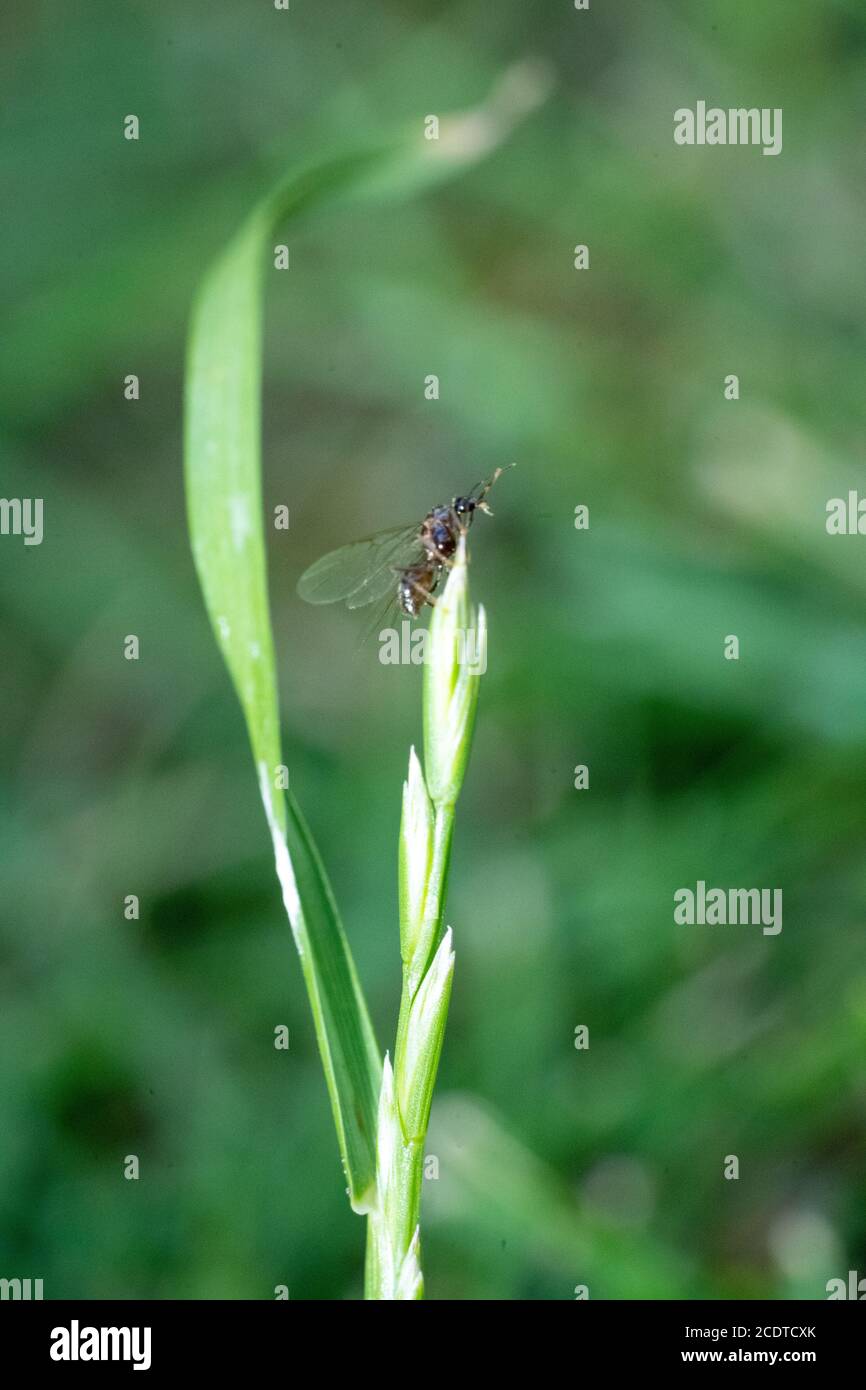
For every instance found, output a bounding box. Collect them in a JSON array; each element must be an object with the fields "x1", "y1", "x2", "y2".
[{"x1": 184, "y1": 193, "x2": 382, "y2": 1210}]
